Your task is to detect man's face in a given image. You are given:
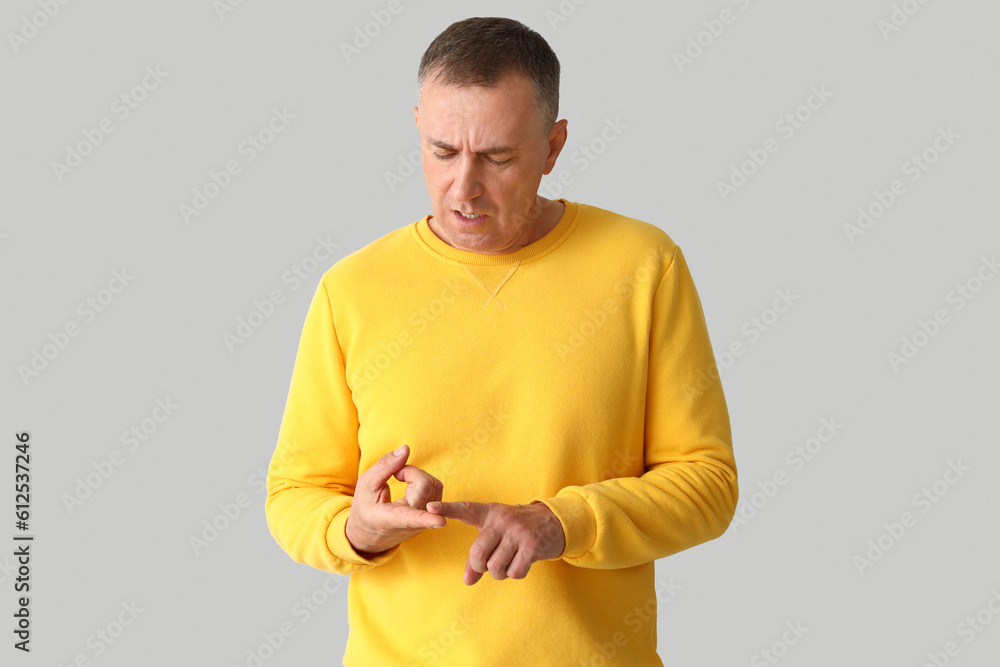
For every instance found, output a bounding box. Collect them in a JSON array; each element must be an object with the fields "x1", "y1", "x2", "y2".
[{"x1": 413, "y1": 71, "x2": 567, "y2": 254}]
